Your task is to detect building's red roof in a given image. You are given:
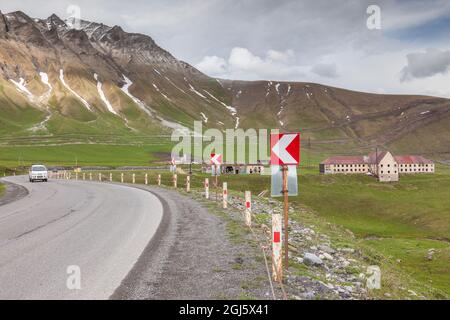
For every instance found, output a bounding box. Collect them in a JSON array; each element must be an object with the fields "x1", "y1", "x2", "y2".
[
  {"x1": 321, "y1": 153, "x2": 433, "y2": 165},
  {"x1": 368, "y1": 151, "x2": 389, "y2": 164},
  {"x1": 394, "y1": 155, "x2": 434, "y2": 164},
  {"x1": 321, "y1": 156, "x2": 366, "y2": 165}
]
